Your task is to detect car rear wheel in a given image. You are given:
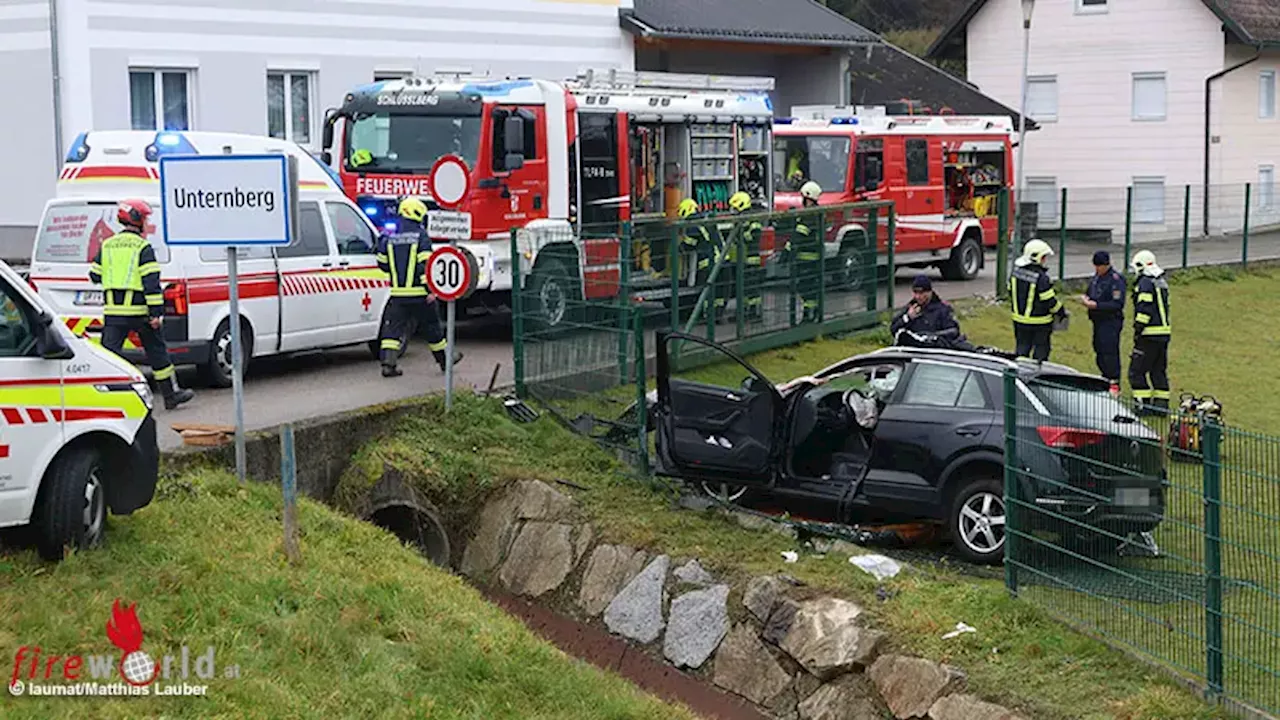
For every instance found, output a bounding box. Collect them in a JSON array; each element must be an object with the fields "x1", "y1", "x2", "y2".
[
  {"x1": 201, "y1": 318, "x2": 251, "y2": 388},
  {"x1": 32, "y1": 447, "x2": 107, "y2": 561},
  {"x1": 942, "y1": 235, "x2": 982, "y2": 281},
  {"x1": 949, "y1": 478, "x2": 1006, "y2": 565}
]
